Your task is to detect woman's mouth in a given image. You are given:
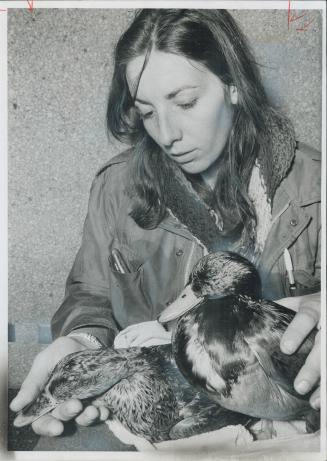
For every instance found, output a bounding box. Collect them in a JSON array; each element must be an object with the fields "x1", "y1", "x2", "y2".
[{"x1": 171, "y1": 149, "x2": 196, "y2": 163}]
